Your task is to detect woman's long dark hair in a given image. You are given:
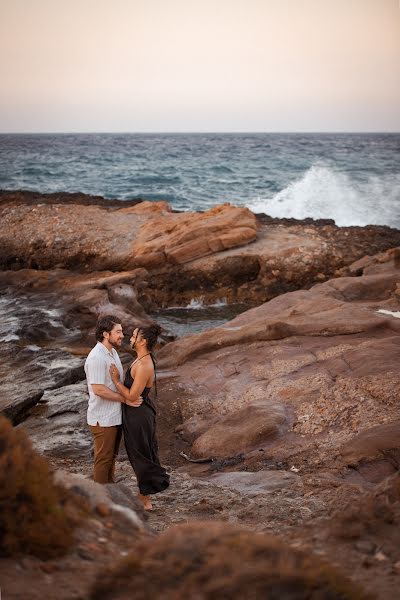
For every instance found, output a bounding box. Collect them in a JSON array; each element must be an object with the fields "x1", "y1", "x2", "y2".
[{"x1": 139, "y1": 324, "x2": 162, "y2": 397}]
